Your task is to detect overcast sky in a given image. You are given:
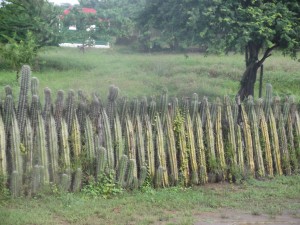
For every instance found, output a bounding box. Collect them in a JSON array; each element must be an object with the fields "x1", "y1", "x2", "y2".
[{"x1": 48, "y1": 0, "x2": 79, "y2": 5}]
